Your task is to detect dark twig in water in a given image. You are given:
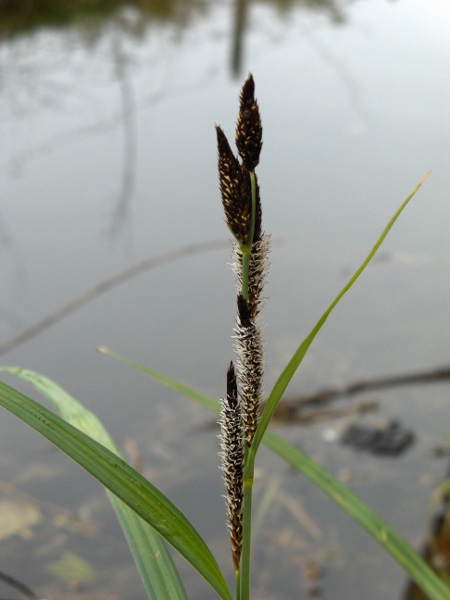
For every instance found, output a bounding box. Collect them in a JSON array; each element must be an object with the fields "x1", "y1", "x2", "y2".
[
  {"x1": 272, "y1": 399, "x2": 378, "y2": 425},
  {"x1": 203, "y1": 366, "x2": 448, "y2": 429},
  {"x1": 0, "y1": 570, "x2": 37, "y2": 599},
  {"x1": 0, "y1": 239, "x2": 228, "y2": 357},
  {"x1": 278, "y1": 366, "x2": 450, "y2": 419}
]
